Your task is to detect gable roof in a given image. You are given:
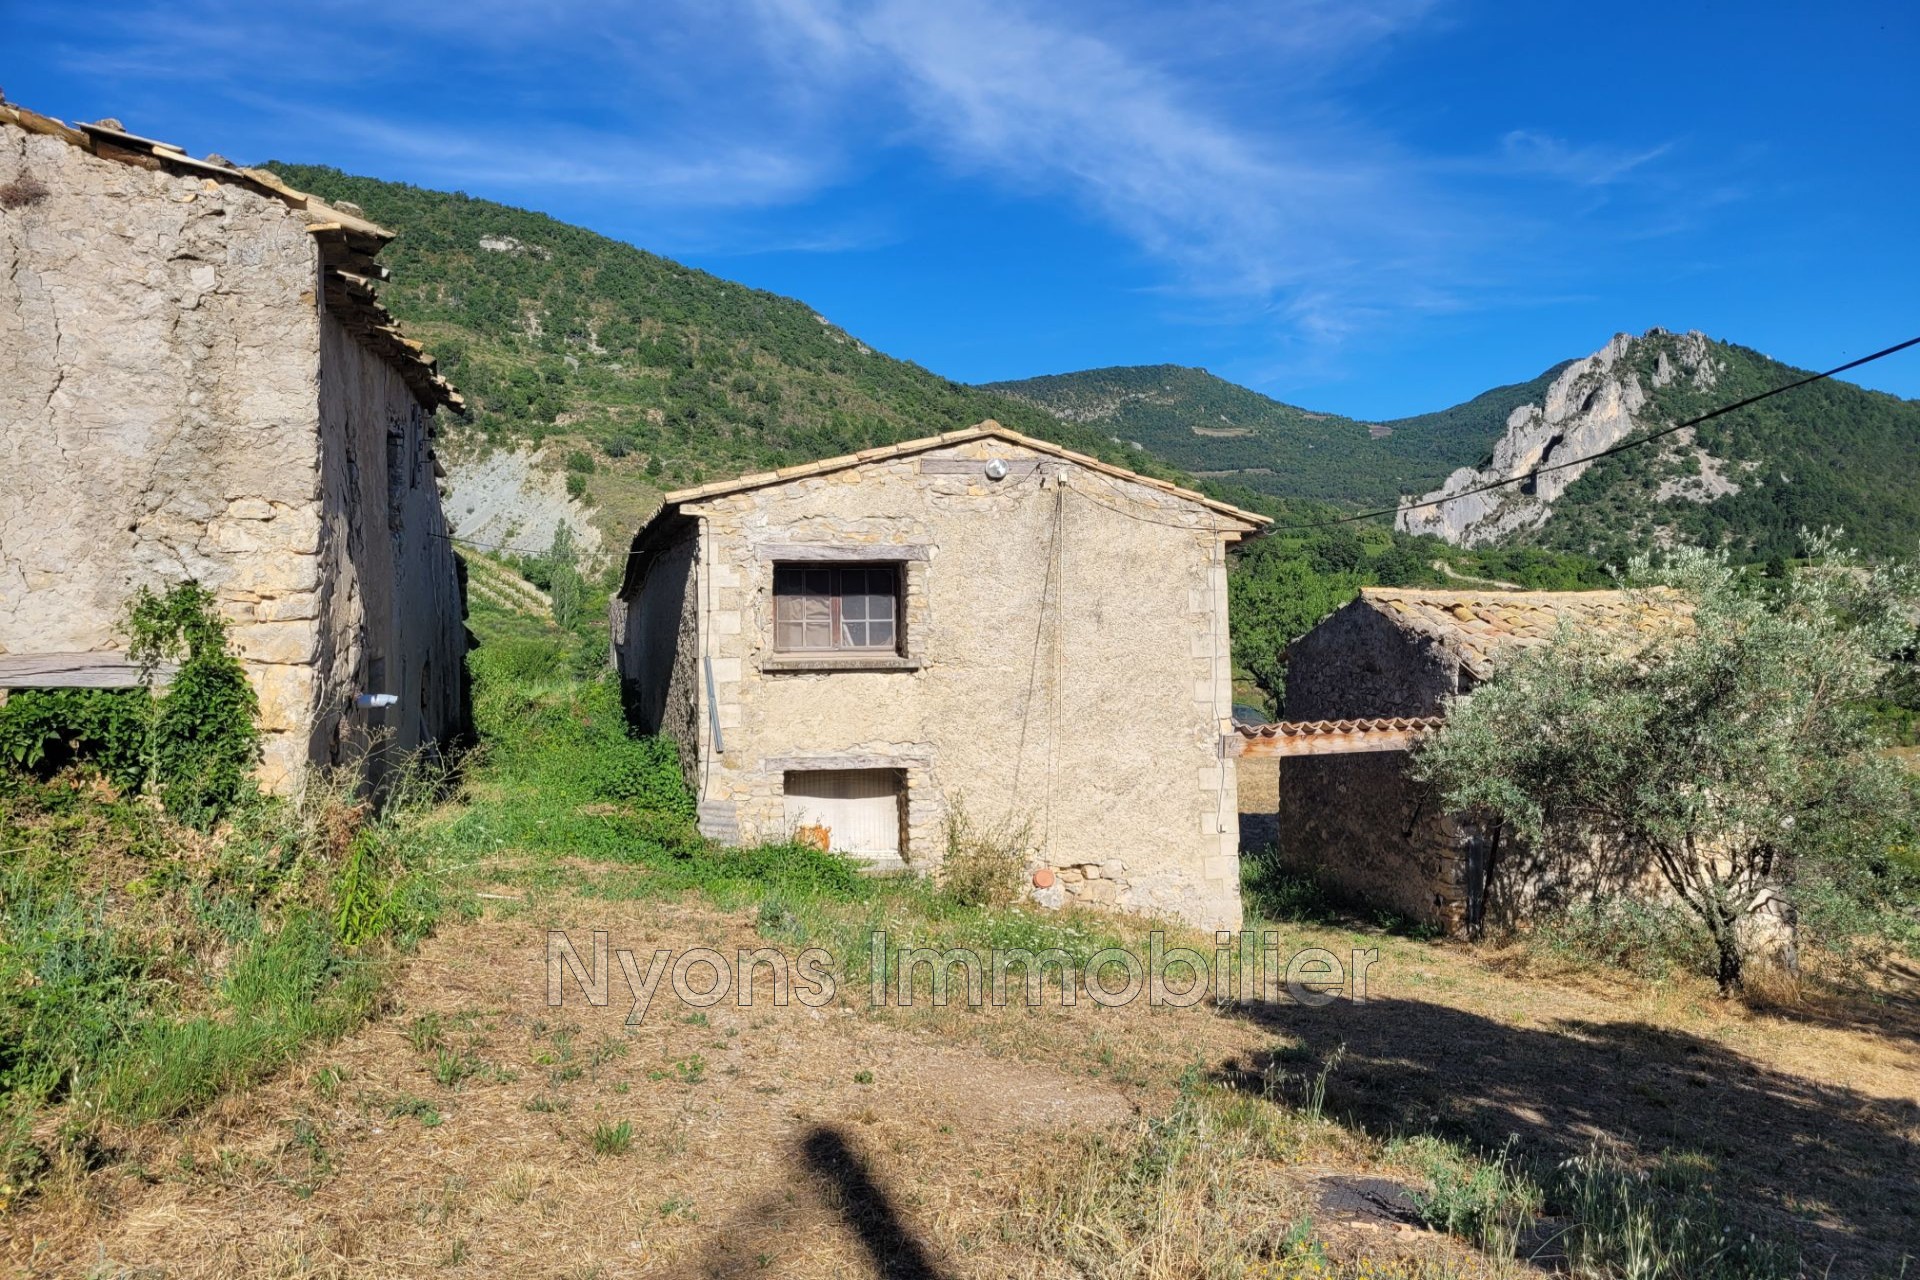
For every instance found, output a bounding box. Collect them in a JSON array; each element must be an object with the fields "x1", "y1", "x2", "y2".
[
  {"x1": 619, "y1": 422, "x2": 1269, "y2": 598},
  {"x1": 1, "y1": 100, "x2": 462, "y2": 414},
  {"x1": 1356, "y1": 586, "x2": 1688, "y2": 680},
  {"x1": 660, "y1": 422, "x2": 1271, "y2": 523}
]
